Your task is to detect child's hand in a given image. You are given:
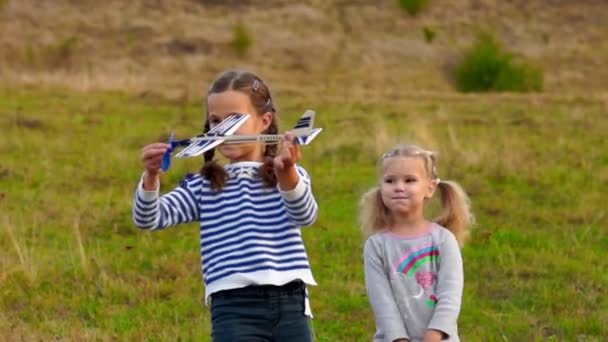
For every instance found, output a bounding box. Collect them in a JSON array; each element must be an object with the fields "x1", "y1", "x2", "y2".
[
  {"x1": 141, "y1": 143, "x2": 170, "y2": 189},
  {"x1": 274, "y1": 132, "x2": 300, "y2": 172},
  {"x1": 423, "y1": 329, "x2": 443, "y2": 342}
]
